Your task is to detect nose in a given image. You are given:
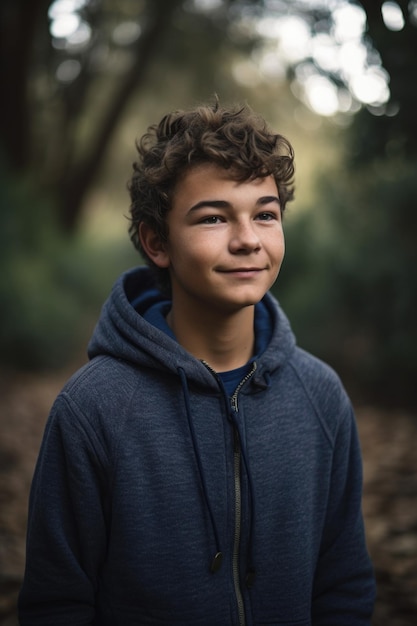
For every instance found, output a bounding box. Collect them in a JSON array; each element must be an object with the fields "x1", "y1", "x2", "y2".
[{"x1": 229, "y1": 219, "x2": 261, "y2": 254}]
